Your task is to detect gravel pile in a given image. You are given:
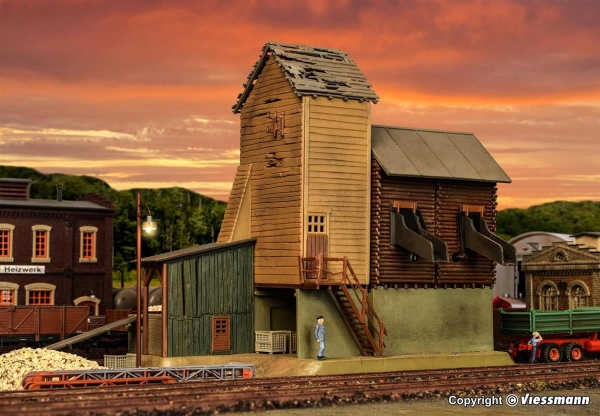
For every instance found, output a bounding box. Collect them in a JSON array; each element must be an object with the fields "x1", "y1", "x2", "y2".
[{"x1": 0, "y1": 347, "x2": 104, "y2": 391}]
